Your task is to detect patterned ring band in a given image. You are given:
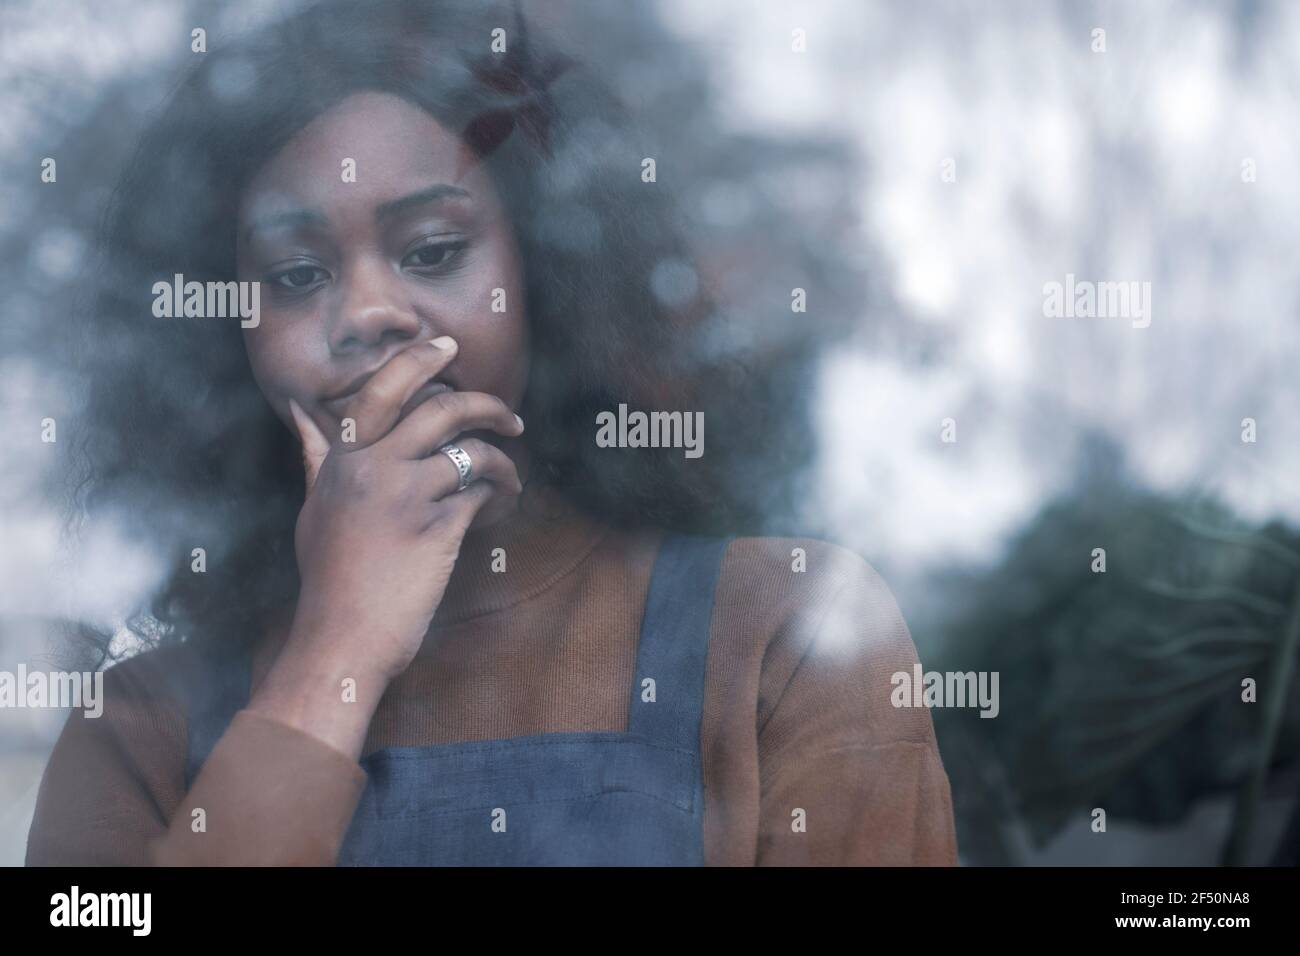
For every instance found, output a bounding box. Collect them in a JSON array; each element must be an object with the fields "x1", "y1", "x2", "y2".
[{"x1": 438, "y1": 443, "x2": 473, "y2": 492}]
